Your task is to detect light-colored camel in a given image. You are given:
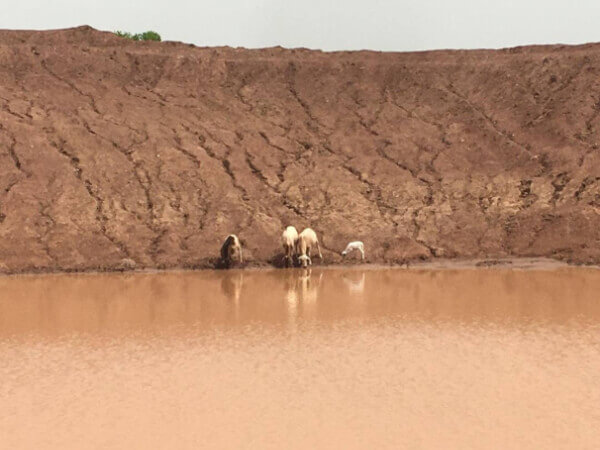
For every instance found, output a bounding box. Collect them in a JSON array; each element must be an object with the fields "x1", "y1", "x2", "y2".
[
  {"x1": 220, "y1": 234, "x2": 243, "y2": 268},
  {"x1": 297, "y1": 228, "x2": 323, "y2": 268},
  {"x1": 281, "y1": 226, "x2": 299, "y2": 267},
  {"x1": 342, "y1": 241, "x2": 365, "y2": 260}
]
